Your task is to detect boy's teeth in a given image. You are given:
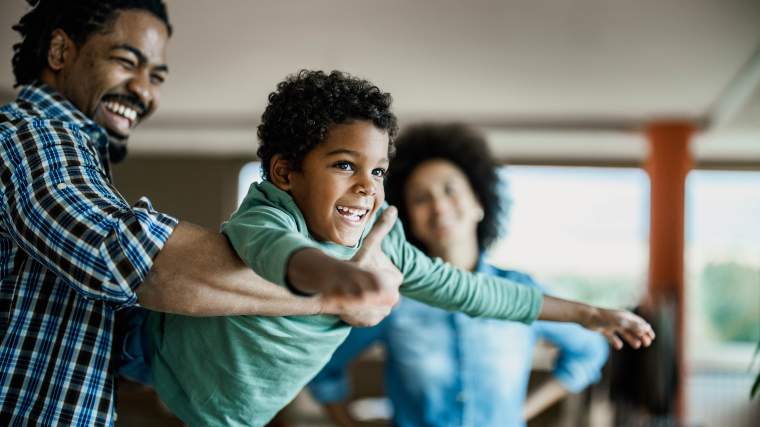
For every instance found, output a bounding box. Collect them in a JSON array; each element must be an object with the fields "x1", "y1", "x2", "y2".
[{"x1": 337, "y1": 205, "x2": 368, "y2": 218}]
